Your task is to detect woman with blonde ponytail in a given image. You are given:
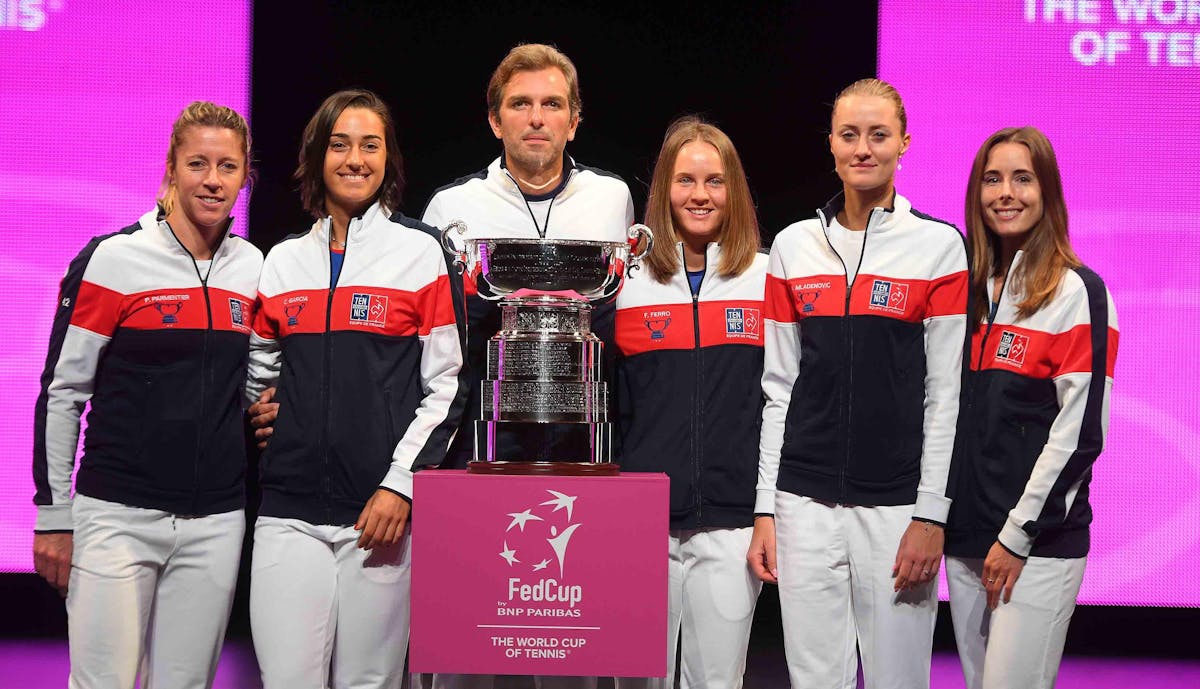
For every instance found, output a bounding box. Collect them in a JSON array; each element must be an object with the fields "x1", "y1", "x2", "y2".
[{"x1": 32, "y1": 101, "x2": 262, "y2": 689}]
